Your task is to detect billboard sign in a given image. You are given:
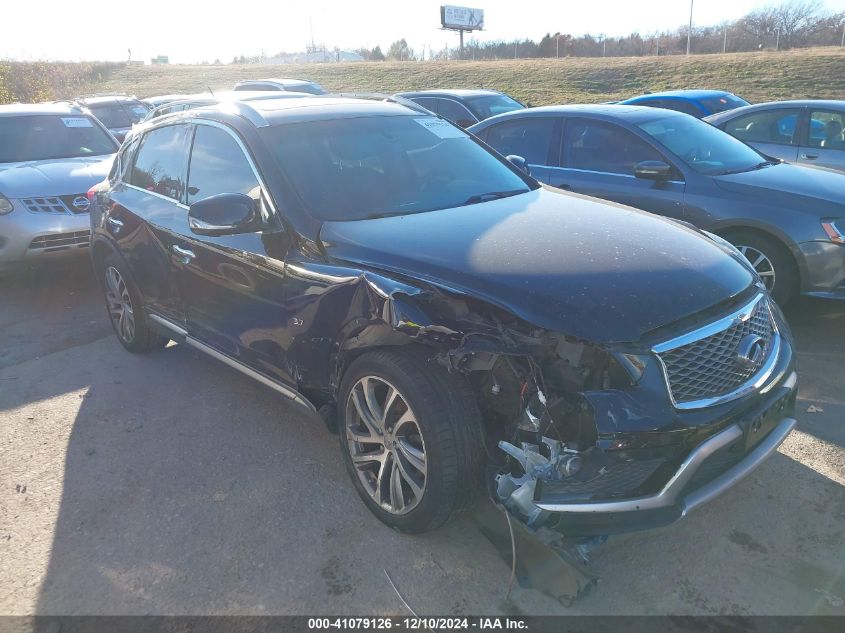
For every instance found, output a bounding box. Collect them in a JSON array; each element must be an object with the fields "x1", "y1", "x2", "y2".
[{"x1": 441, "y1": 5, "x2": 484, "y2": 31}]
